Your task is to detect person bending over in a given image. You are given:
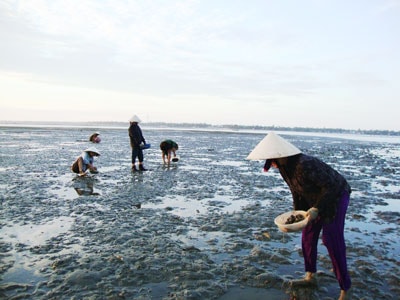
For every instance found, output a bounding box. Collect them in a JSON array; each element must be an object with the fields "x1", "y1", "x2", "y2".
[
  {"x1": 247, "y1": 132, "x2": 351, "y2": 300},
  {"x1": 160, "y1": 139, "x2": 179, "y2": 165}
]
